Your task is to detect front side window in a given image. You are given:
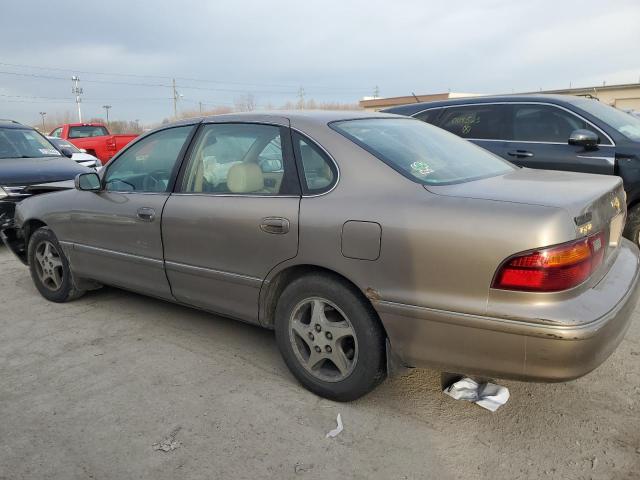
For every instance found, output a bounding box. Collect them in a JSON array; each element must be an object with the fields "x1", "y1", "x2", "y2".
[
  {"x1": 104, "y1": 126, "x2": 192, "y2": 192},
  {"x1": 50, "y1": 127, "x2": 62, "y2": 138},
  {"x1": 0, "y1": 128, "x2": 61, "y2": 159},
  {"x1": 512, "y1": 104, "x2": 602, "y2": 143},
  {"x1": 292, "y1": 132, "x2": 336, "y2": 194},
  {"x1": 331, "y1": 118, "x2": 514, "y2": 185},
  {"x1": 68, "y1": 125, "x2": 109, "y2": 138},
  {"x1": 438, "y1": 104, "x2": 510, "y2": 139},
  {"x1": 572, "y1": 98, "x2": 640, "y2": 142},
  {"x1": 181, "y1": 123, "x2": 298, "y2": 195}
]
